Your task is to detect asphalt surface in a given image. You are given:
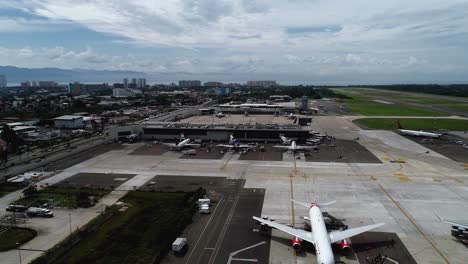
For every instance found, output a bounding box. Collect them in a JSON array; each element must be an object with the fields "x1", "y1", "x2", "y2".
[
  {"x1": 351, "y1": 231, "x2": 417, "y2": 264},
  {"x1": 43, "y1": 143, "x2": 125, "y2": 172},
  {"x1": 0, "y1": 137, "x2": 111, "y2": 179},
  {"x1": 404, "y1": 134, "x2": 468, "y2": 163},
  {"x1": 153, "y1": 176, "x2": 269, "y2": 264},
  {"x1": 129, "y1": 144, "x2": 168, "y2": 155},
  {"x1": 54, "y1": 172, "x2": 136, "y2": 189},
  {"x1": 238, "y1": 144, "x2": 283, "y2": 161},
  {"x1": 212, "y1": 188, "x2": 270, "y2": 264},
  {"x1": 179, "y1": 148, "x2": 225, "y2": 160},
  {"x1": 305, "y1": 139, "x2": 382, "y2": 163}
]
